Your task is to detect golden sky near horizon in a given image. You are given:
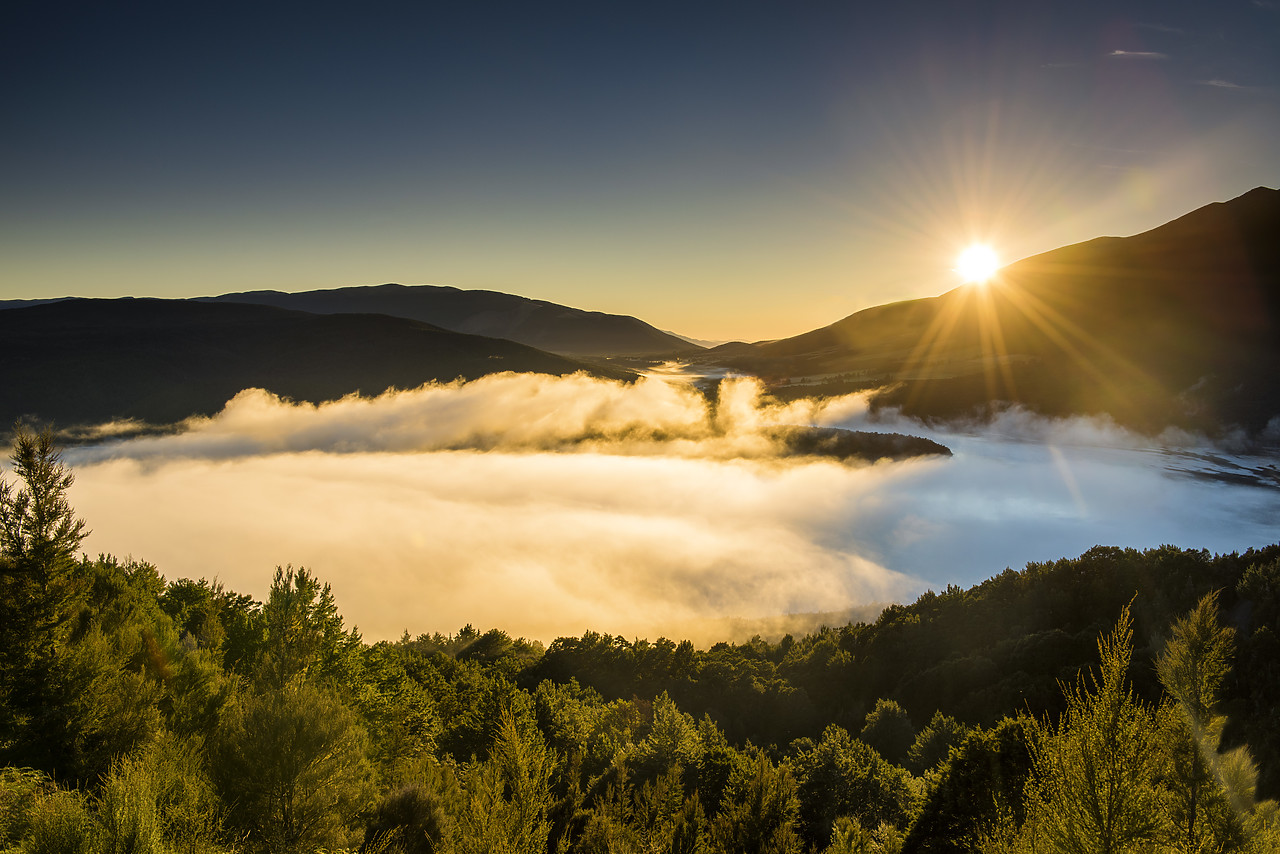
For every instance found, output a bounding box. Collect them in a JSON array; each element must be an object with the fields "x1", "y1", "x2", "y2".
[{"x1": 3, "y1": 2, "x2": 1277, "y2": 341}]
